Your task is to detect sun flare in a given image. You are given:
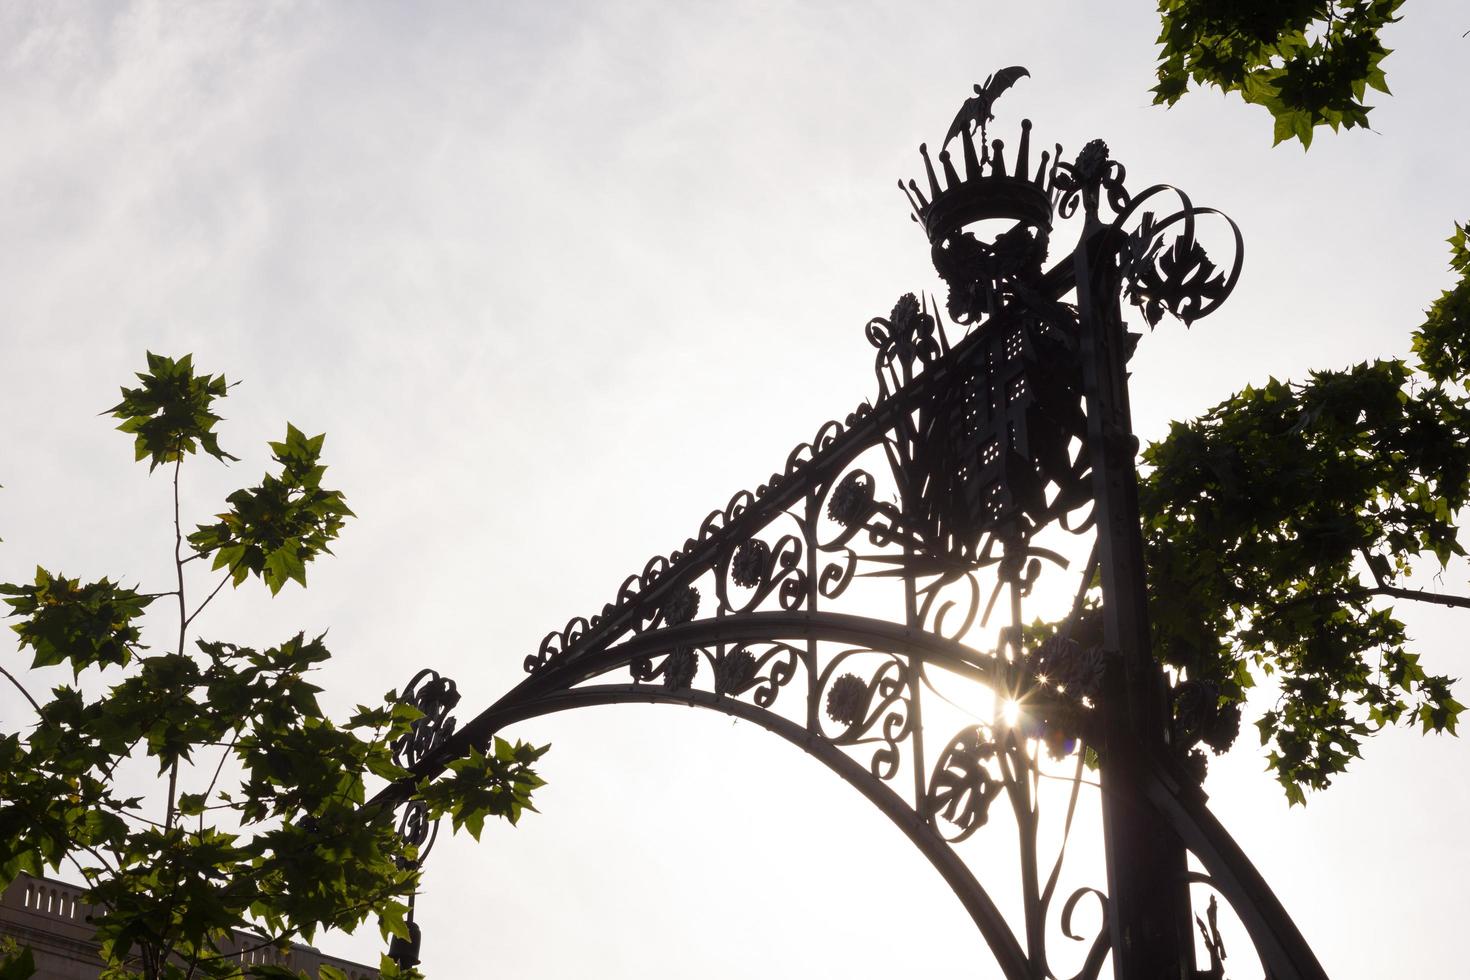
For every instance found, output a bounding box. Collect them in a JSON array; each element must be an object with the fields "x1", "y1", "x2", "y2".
[{"x1": 1001, "y1": 699, "x2": 1022, "y2": 727}]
